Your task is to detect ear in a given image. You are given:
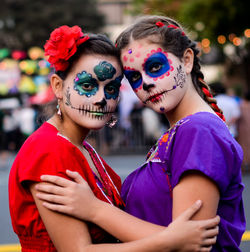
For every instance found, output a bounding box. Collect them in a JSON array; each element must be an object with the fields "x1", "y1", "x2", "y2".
[
  {"x1": 50, "y1": 74, "x2": 63, "y2": 99},
  {"x1": 182, "y1": 48, "x2": 194, "y2": 74}
]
